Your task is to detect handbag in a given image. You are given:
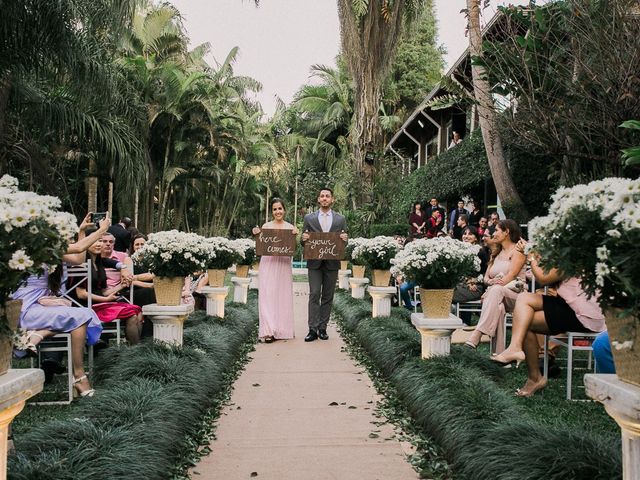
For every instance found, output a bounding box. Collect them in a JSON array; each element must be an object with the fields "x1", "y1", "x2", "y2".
[
  {"x1": 504, "y1": 277, "x2": 525, "y2": 293},
  {"x1": 38, "y1": 296, "x2": 72, "y2": 307}
]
